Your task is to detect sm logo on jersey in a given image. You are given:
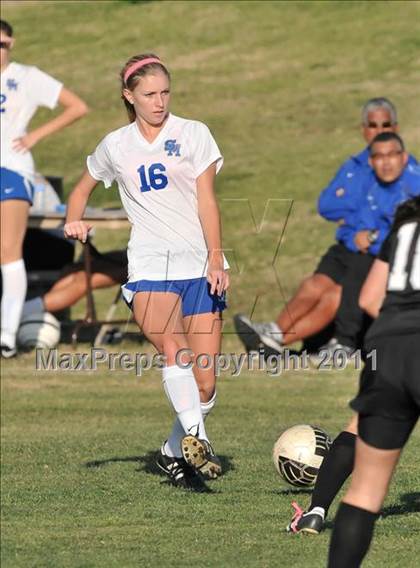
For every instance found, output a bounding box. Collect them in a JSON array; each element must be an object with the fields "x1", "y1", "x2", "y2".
[
  {"x1": 164, "y1": 139, "x2": 181, "y2": 157},
  {"x1": 6, "y1": 79, "x2": 18, "y2": 91}
]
